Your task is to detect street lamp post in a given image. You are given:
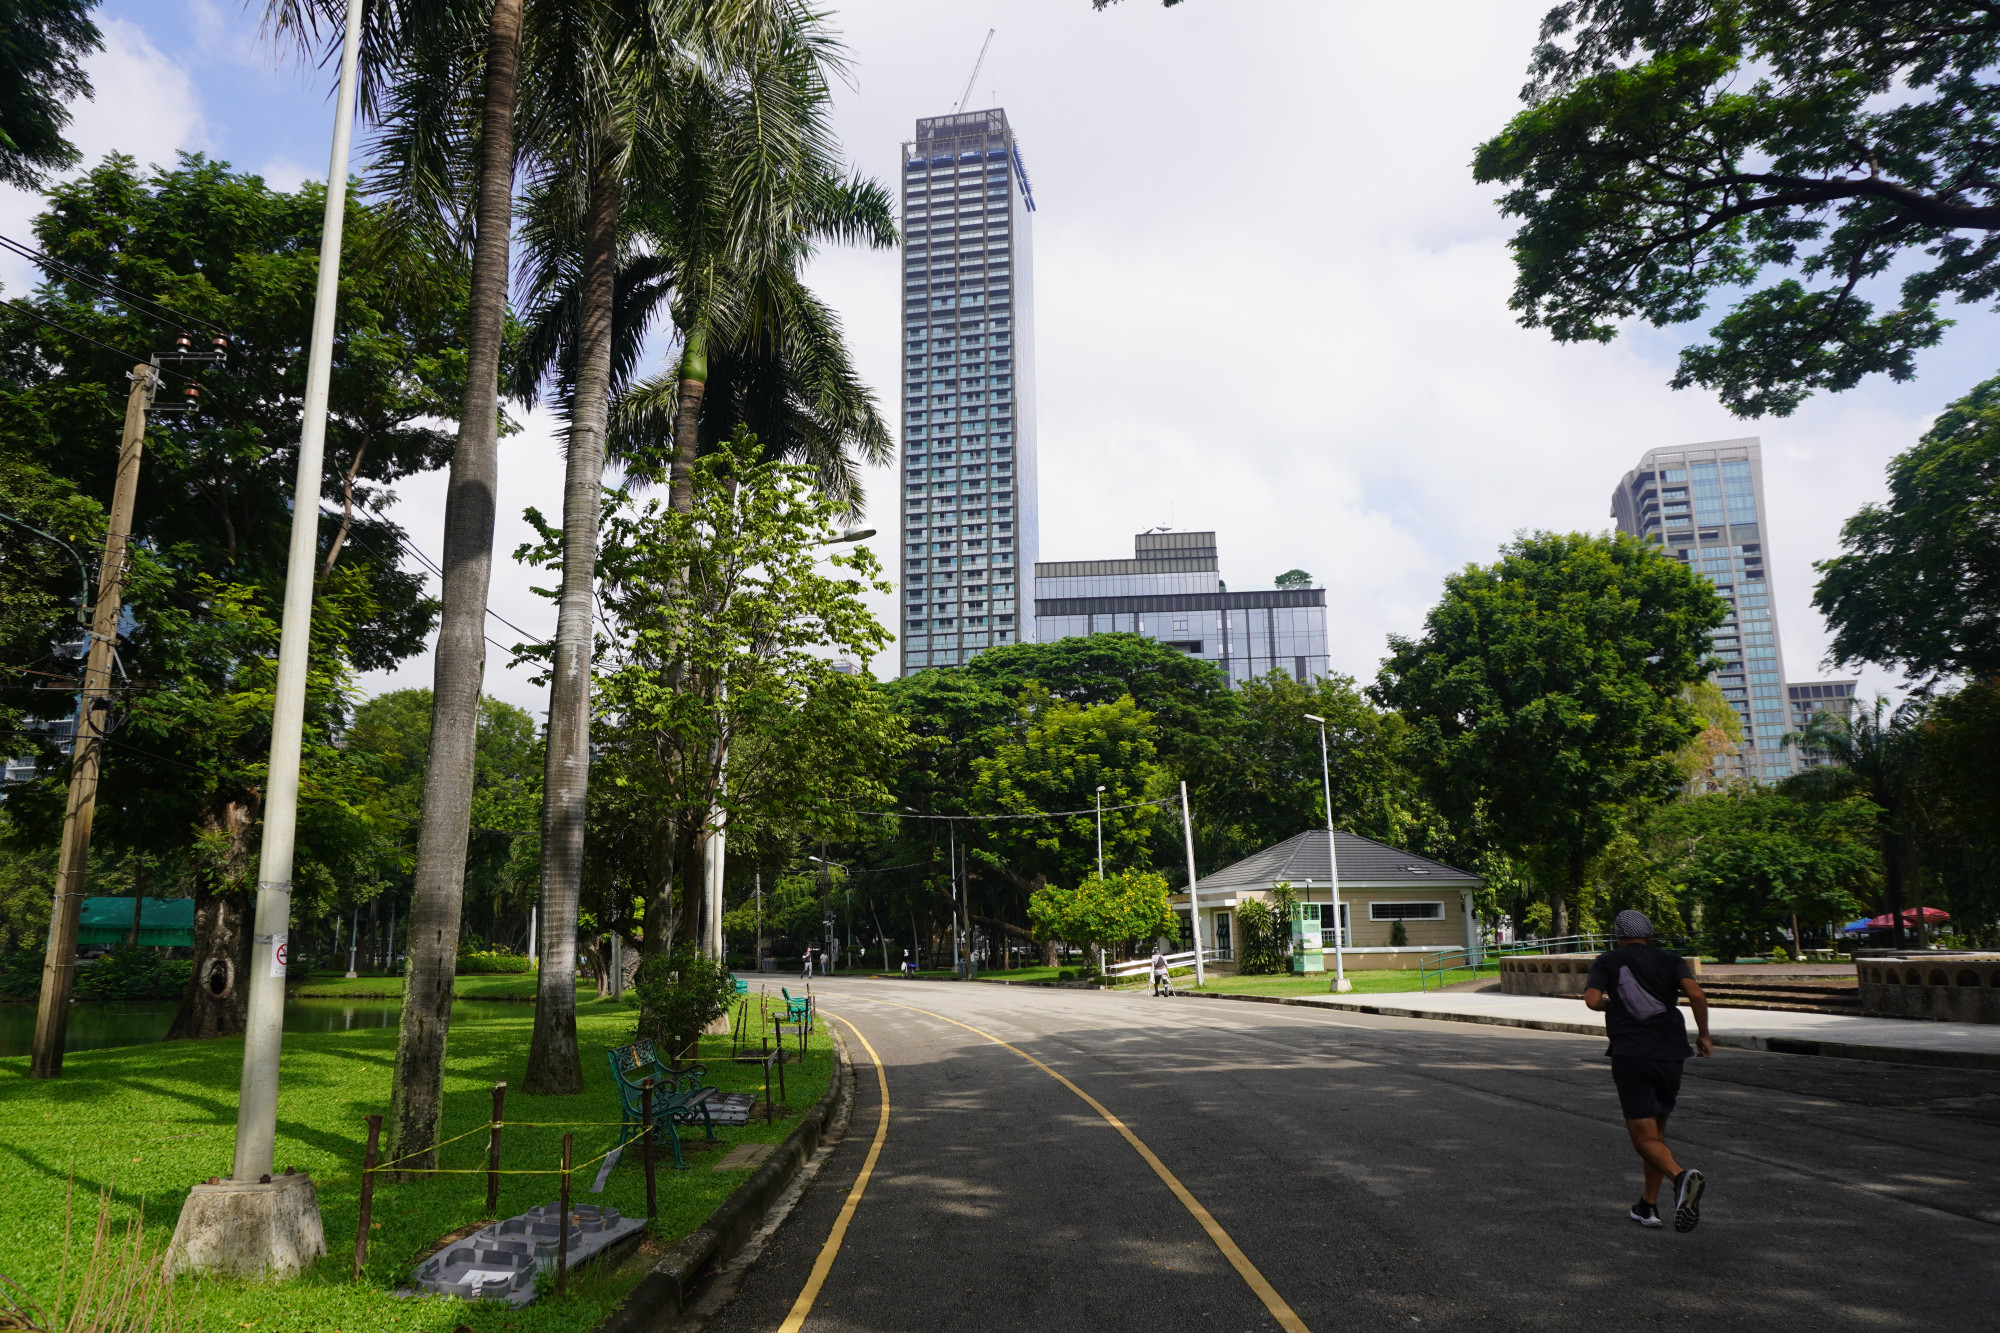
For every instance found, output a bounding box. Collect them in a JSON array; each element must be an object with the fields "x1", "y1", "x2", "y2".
[
  {"x1": 1094, "y1": 785, "x2": 1106, "y2": 879},
  {"x1": 167, "y1": 0, "x2": 365, "y2": 1277},
  {"x1": 1302, "y1": 714, "x2": 1351, "y2": 993}
]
